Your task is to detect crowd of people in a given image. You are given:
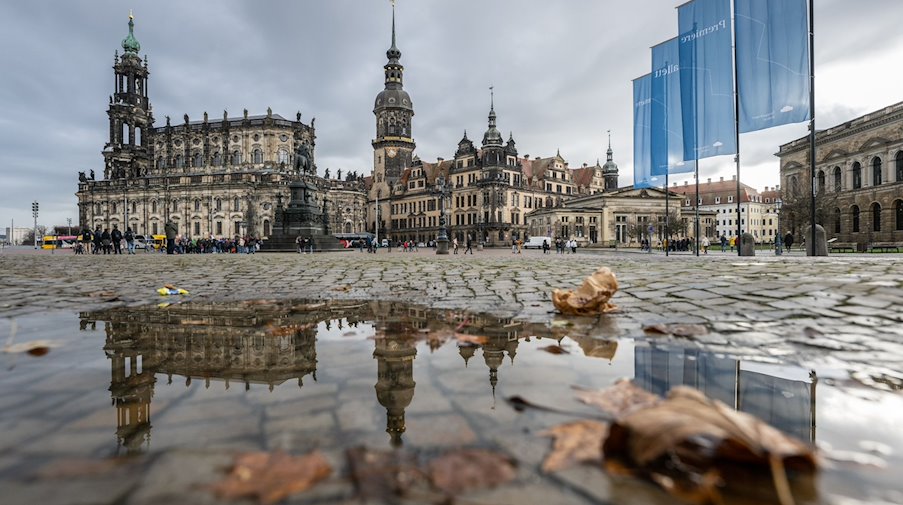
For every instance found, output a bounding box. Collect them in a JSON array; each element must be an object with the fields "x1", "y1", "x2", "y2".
[{"x1": 74, "y1": 221, "x2": 261, "y2": 255}]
